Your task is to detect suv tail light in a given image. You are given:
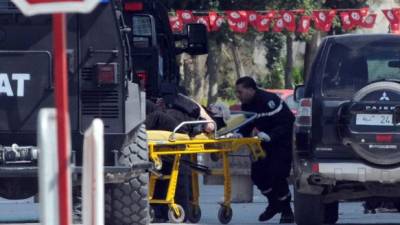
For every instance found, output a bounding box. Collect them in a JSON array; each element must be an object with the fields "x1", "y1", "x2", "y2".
[
  {"x1": 124, "y1": 2, "x2": 143, "y2": 11},
  {"x1": 136, "y1": 70, "x2": 147, "y2": 90},
  {"x1": 96, "y1": 63, "x2": 118, "y2": 85},
  {"x1": 296, "y1": 98, "x2": 312, "y2": 127},
  {"x1": 376, "y1": 134, "x2": 393, "y2": 143}
]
